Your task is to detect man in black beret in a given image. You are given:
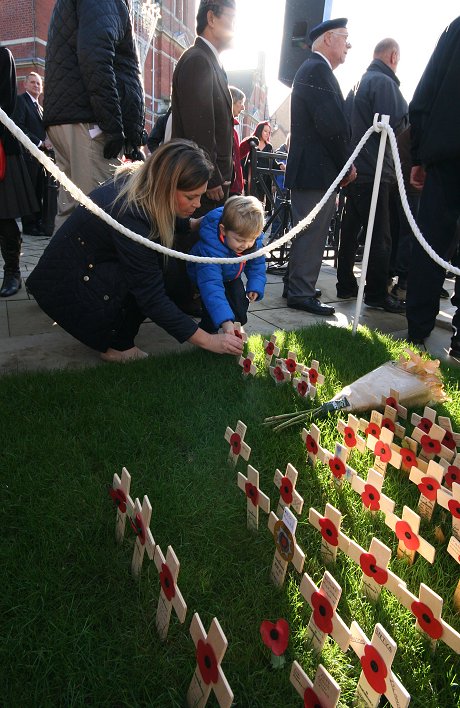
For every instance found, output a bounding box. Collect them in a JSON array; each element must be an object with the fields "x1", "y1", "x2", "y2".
[{"x1": 284, "y1": 18, "x2": 356, "y2": 315}]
